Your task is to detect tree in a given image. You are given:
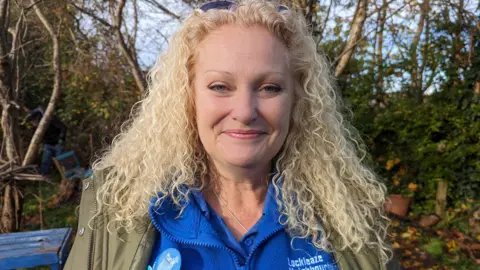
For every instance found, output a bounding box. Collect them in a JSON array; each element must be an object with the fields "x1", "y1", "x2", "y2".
[
  {"x1": 409, "y1": 0, "x2": 430, "y2": 103},
  {"x1": 0, "y1": 0, "x2": 63, "y2": 232},
  {"x1": 375, "y1": 0, "x2": 387, "y2": 91},
  {"x1": 24, "y1": 0, "x2": 63, "y2": 166},
  {"x1": 0, "y1": 0, "x2": 26, "y2": 232},
  {"x1": 70, "y1": 0, "x2": 181, "y2": 94},
  {"x1": 334, "y1": 0, "x2": 368, "y2": 78}
]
